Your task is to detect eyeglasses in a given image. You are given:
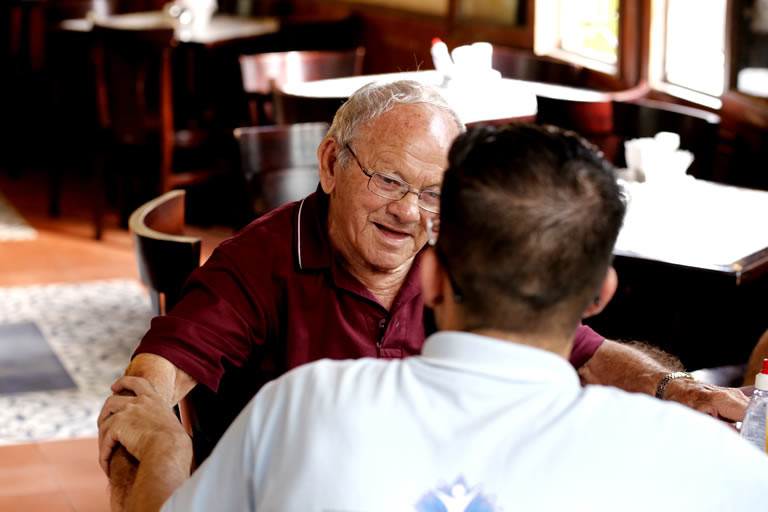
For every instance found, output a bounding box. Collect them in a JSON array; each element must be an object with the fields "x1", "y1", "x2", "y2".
[
  {"x1": 426, "y1": 217, "x2": 463, "y2": 303},
  {"x1": 346, "y1": 144, "x2": 442, "y2": 213}
]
